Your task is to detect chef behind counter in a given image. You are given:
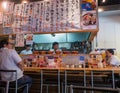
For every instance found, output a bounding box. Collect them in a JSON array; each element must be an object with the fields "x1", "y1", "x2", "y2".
[{"x1": 50, "y1": 42, "x2": 62, "y2": 54}]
